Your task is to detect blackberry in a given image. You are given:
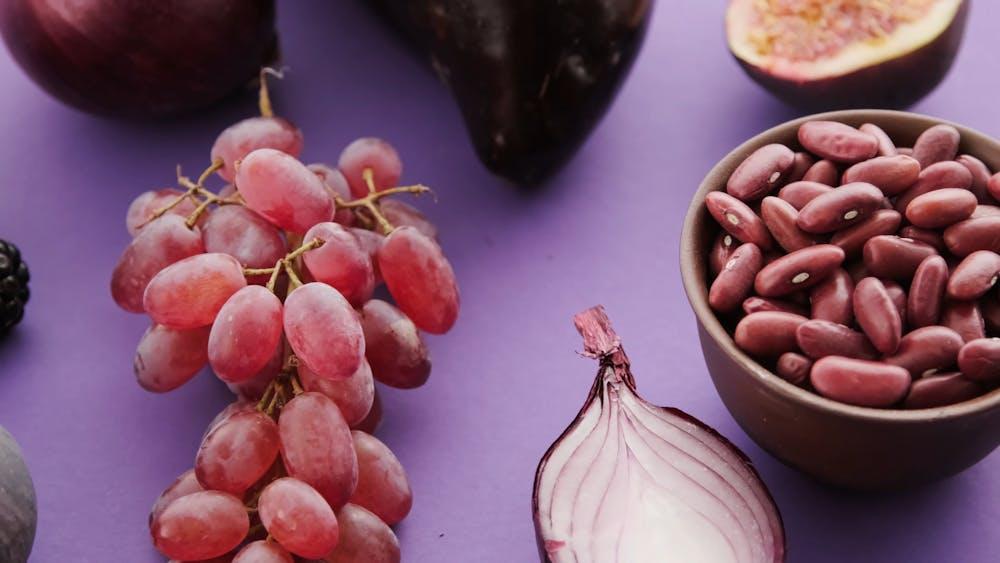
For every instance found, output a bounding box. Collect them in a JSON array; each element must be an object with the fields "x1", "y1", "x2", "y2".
[{"x1": 0, "y1": 240, "x2": 29, "y2": 331}]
